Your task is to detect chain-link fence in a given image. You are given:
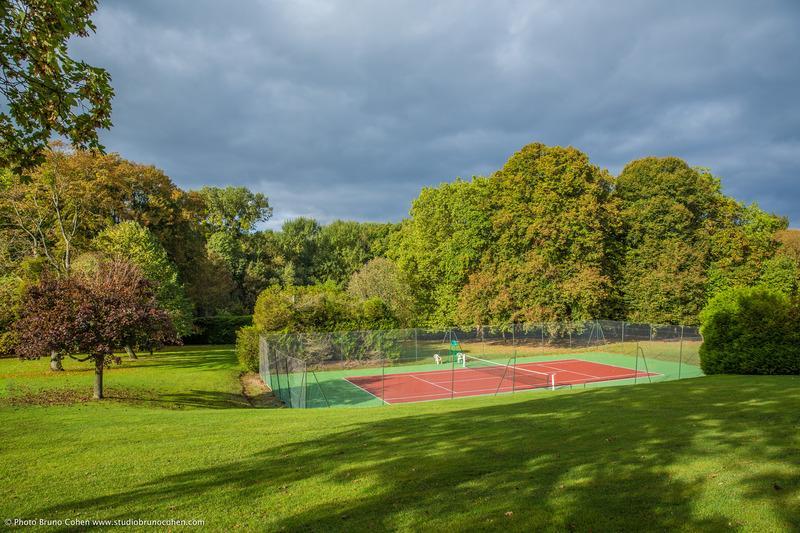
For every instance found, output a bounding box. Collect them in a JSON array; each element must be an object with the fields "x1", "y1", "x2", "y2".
[{"x1": 259, "y1": 320, "x2": 703, "y2": 408}]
